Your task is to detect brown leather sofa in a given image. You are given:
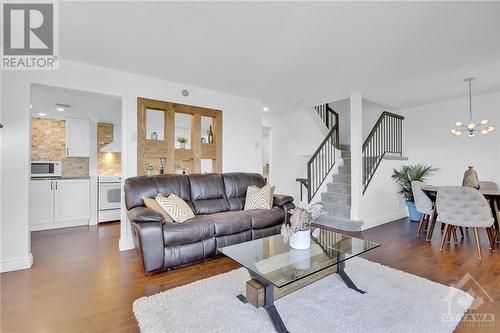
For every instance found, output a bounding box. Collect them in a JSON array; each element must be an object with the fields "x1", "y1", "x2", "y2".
[{"x1": 125, "y1": 173, "x2": 294, "y2": 273}]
